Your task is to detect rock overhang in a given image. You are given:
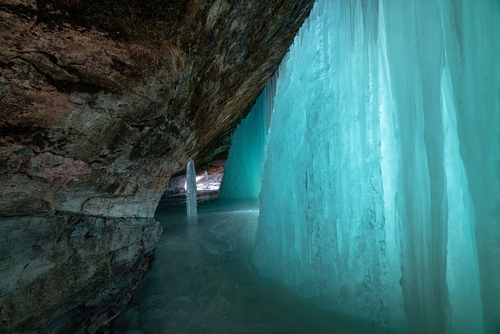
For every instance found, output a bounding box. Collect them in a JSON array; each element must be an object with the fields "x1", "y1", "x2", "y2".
[{"x1": 0, "y1": 1, "x2": 315, "y2": 332}]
